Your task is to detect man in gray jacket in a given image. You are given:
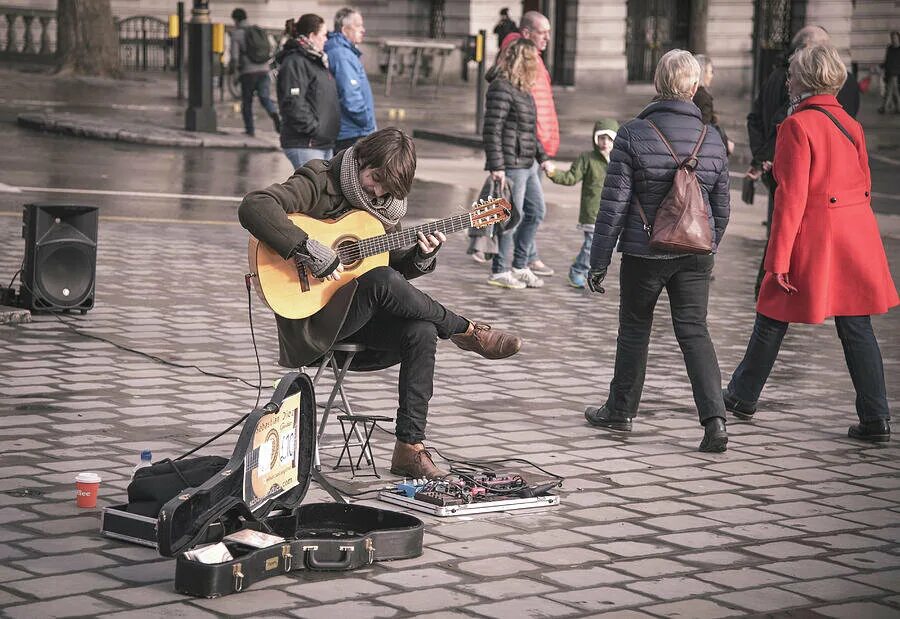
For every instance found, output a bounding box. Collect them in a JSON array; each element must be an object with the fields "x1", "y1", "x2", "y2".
[{"x1": 230, "y1": 8, "x2": 280, "y2": 137}]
